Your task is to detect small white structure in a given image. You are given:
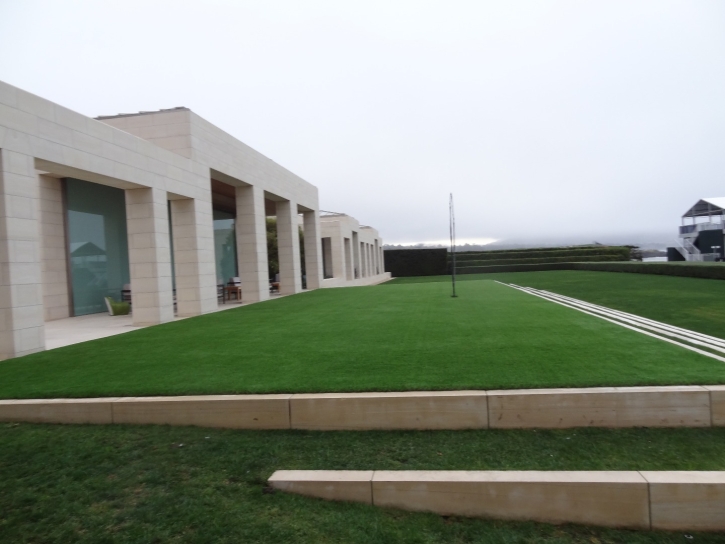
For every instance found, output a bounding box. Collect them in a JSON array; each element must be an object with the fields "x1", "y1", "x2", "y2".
[
  {"x1": 670, "y1": 198, "x2": 725, "y2": 262},
  {"x1": 319, "y1": 212, "x2": 390, "y2": 287}
]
